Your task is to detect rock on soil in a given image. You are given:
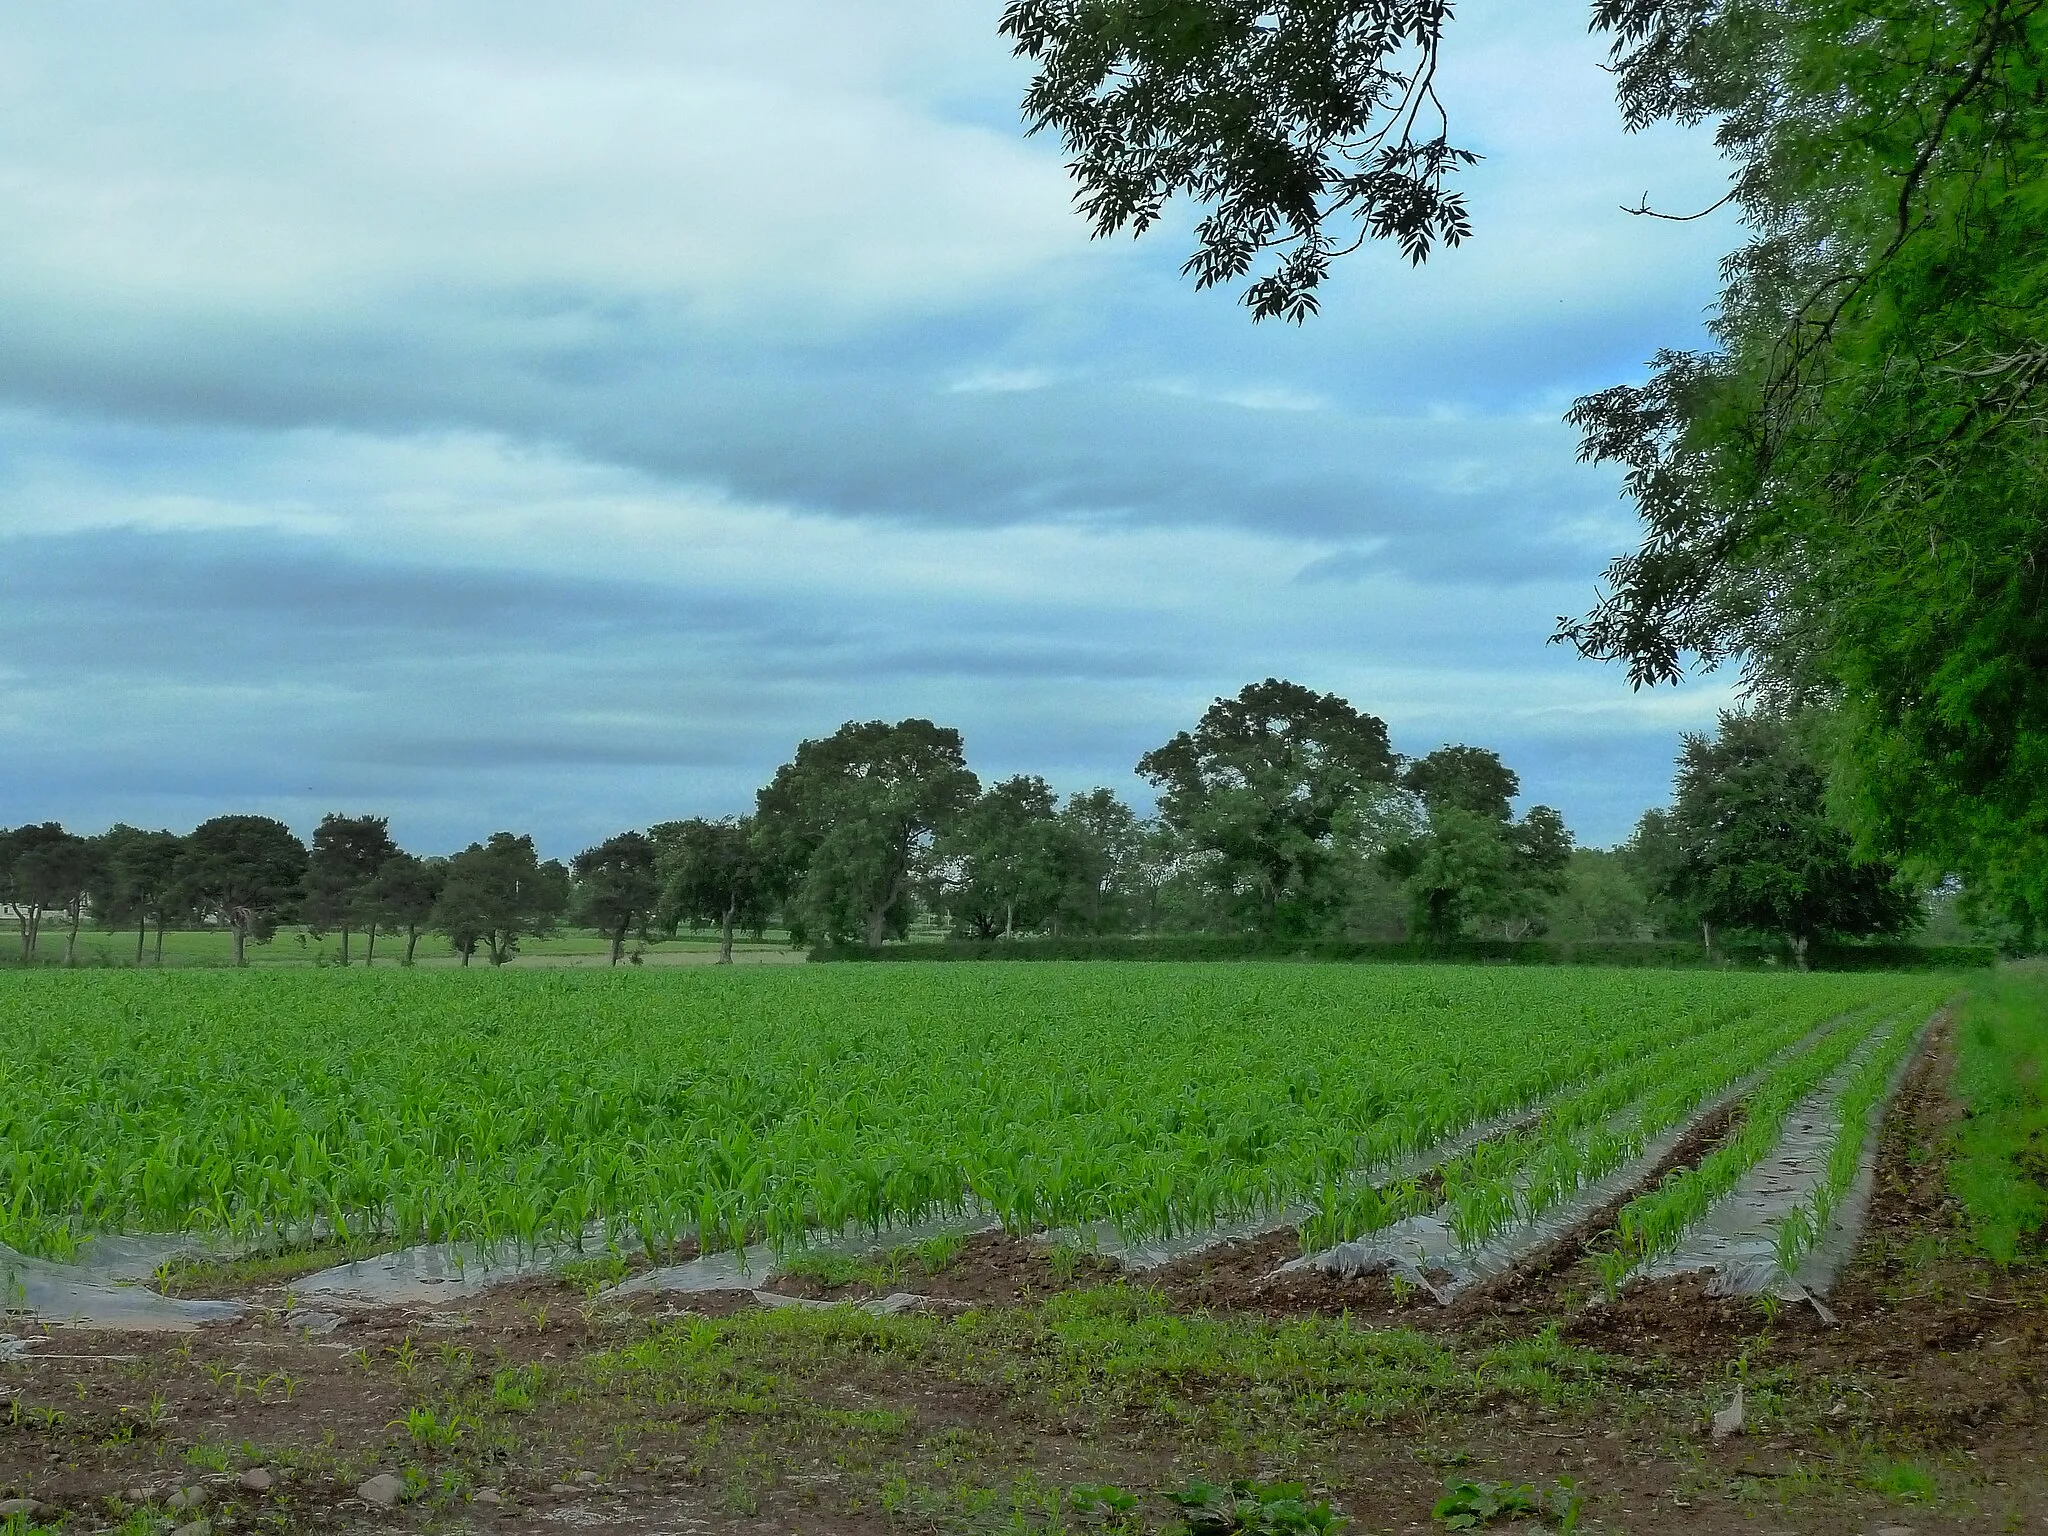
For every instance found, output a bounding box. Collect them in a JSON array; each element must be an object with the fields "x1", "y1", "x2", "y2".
[{"x1": 357, "y1": 1472, "x2": 406, "y2": 1508}]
